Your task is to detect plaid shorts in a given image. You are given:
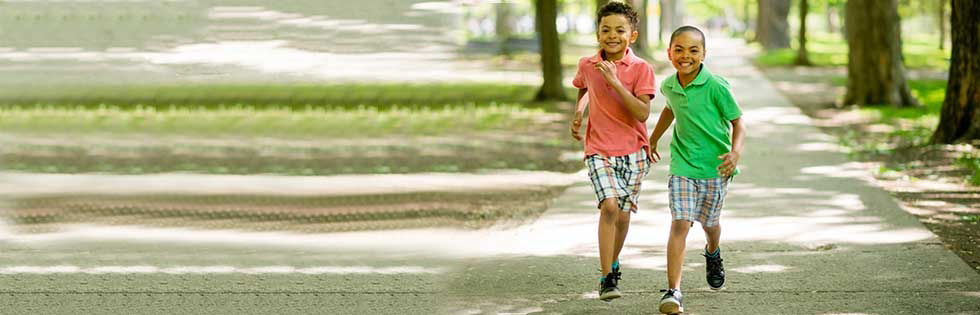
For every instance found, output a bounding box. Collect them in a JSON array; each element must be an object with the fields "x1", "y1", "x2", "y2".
[
  {"x1": 668, "y1": 175, "x2": 731, "y2": 227},
  {"x1": 585, "y1": 149, "x2": 650, "y2": 213}
]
